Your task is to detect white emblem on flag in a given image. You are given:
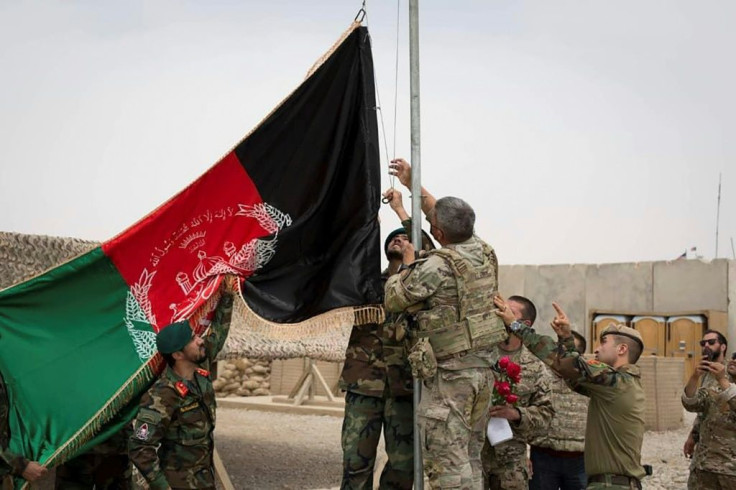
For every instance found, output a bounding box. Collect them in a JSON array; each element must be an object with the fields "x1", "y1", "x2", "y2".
[
  {"x1": 122, "y1": 201, "x2": 292, "y2": 348},
  {"x1": 123, "y1": 269, "x2": 157, "y2": 363}
]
